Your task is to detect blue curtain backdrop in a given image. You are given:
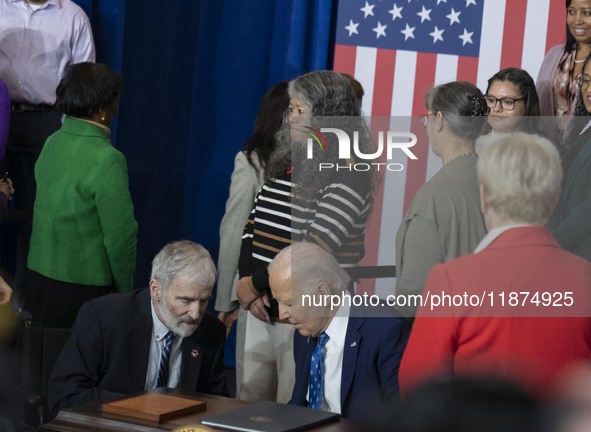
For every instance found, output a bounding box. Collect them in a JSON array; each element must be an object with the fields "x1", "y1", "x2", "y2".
[
  {"x1": 75, "y1": 0, "x2": 337, "y2": 284},
  {"x1": 73, "y1": 0, "x2": 336, "y2": 365},
  {"x1": 72, "y1": 0, "x2": 125, "y2": 71}
]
